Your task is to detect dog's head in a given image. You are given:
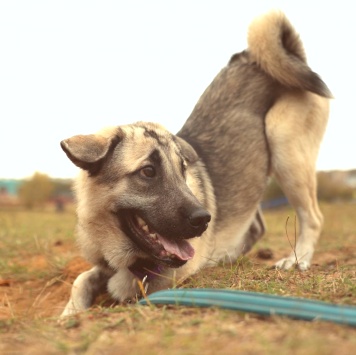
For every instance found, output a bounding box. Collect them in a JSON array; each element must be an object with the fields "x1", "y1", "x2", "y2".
[{"x1": 61, "y1": 122, "x2": 211, "y2": 269}]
